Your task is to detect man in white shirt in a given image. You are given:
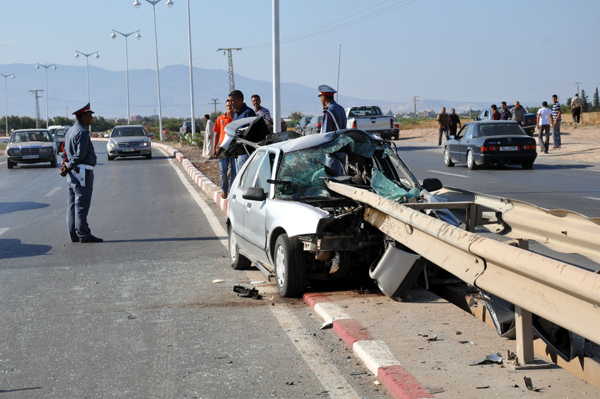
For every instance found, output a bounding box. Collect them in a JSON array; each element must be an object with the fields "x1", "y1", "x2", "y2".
[
  {"x1": 202, "y1": 114, "x2": 215, "y2": 158},
  {"x1": 536, "y1": 101, "x2": 554, "y2": 154}
]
